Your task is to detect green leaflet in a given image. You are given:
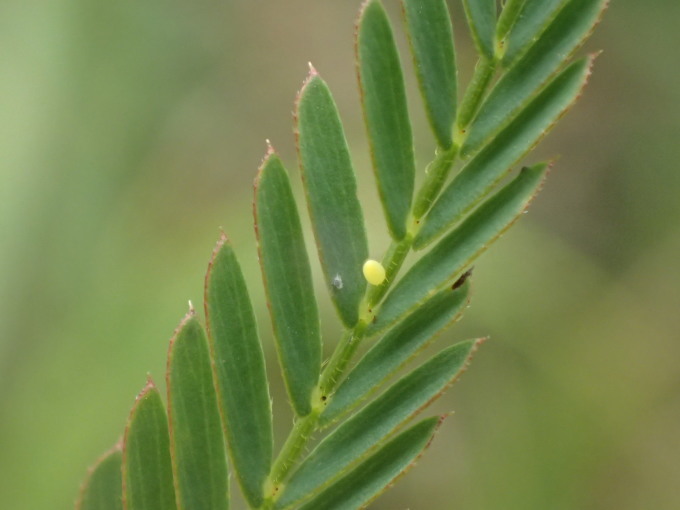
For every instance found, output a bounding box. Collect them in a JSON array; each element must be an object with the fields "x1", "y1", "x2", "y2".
[
  {"x1": 205, "y1": 236, "x2": 272, "y2": 508},
  {"x1": 402, "y1": 0, "x2": 457, "y2": 149},
  {"x1": 76, "y1": 446, "x2": 123, "y2": 510},
  {"x1": 415, "y1": 56, "x2": 593, "y2": 250},
  {"x1": 255, "y1": 150, "x2": 321, "y2": 417},
  {"x1": 502, "y1": 0, "x2": 566, "y2": 66},
  {"x1": 358, "y1": 0, "x2": 415, "y2": 240},
  {"x1": 320, "y1": 282, "x2": 471, "y2": 428},
  {"x1": 462, "y1": 0, "x2": 608, "y2": 157},
  {"x1": 372, "y1": 163, "x2": 548, "y2": 335},
  {"x1": 274, "y1": 340, "x2": 480, "y2": 509},
  {"x1": 297, "y1": 417, "x2": 444, "y2": 510},
  {"x1": 462, "y1": 0, "x2": 497, "y2": 60},
  {"x1": 296, "y1": 70, "x2": 368, "y2": 327},
  {"x1": 122, "y1": 382, "x2": 176, "y2": 510},
  {"x1": 166, "y1": 313, "x2": 229, "y2": 510}
]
